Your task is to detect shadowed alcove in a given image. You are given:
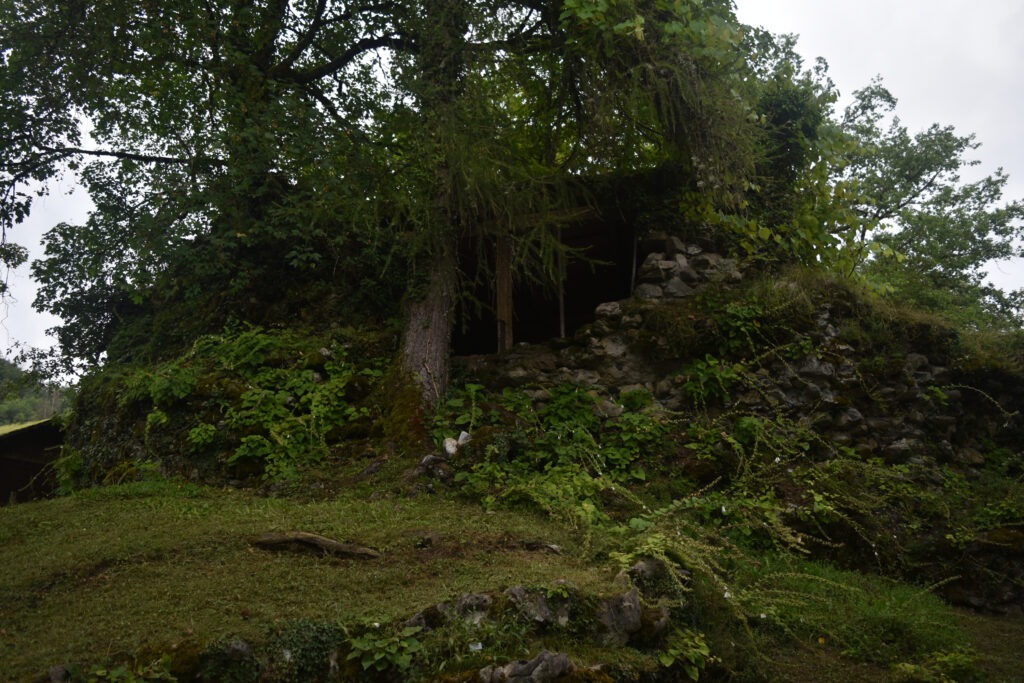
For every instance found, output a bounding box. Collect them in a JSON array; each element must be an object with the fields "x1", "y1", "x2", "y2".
[{"x1": 452, "y1": 215, "x2": 637, "y2": 355}]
